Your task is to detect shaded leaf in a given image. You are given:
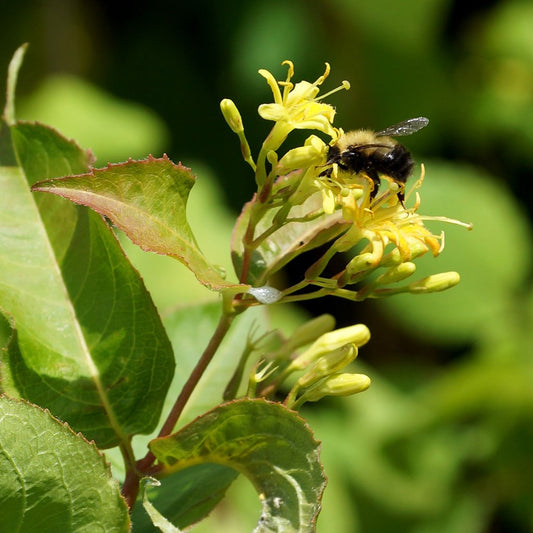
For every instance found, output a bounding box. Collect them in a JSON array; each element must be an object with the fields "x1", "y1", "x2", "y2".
[
  {"x1": 0, "y1": 395, "x2": 130, "y2": 532},
  {"x1": 232, "y1": 192, "x2": 348, "y2": 286},
  {"x1": 32, "y1": 156, "x2": 248, "y2": 293},
  {"x1": 133, "y1": 465, "x2": 238, "y2": 531},
  {"x1": 150, "y1": 399, "x2": 326, "y2": 532}
]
